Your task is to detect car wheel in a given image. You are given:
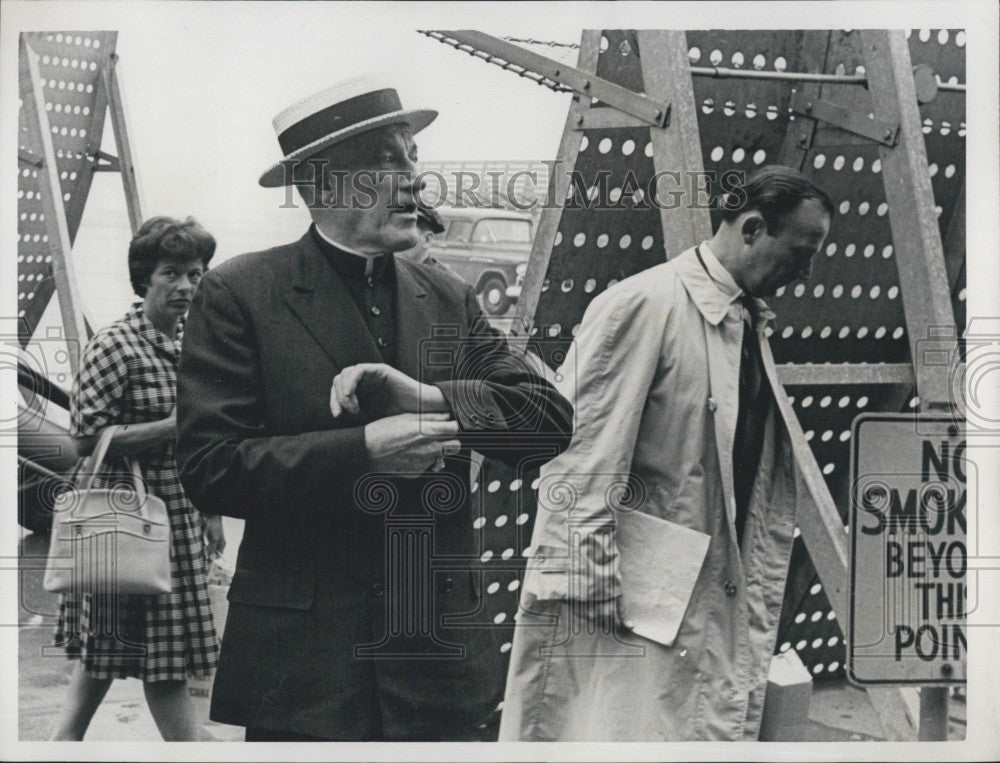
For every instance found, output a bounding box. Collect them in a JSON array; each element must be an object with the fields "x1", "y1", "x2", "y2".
[{"x1": 479, "y1": 275, "x2": 510, "y2": 316}]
